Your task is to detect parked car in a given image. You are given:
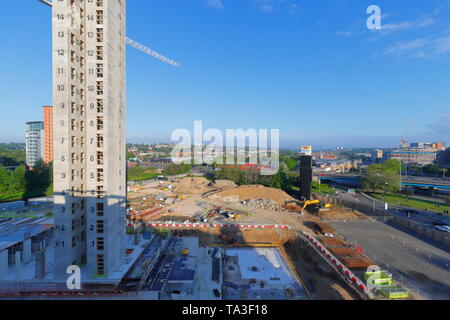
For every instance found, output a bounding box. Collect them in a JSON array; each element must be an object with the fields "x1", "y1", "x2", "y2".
[{"x1": 434, "y1": 225, "x2": 450, "y2": 233}]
